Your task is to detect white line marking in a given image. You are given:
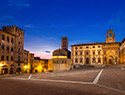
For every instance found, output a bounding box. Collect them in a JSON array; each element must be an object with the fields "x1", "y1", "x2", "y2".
[
  {"x1": 93, "y1": 69, "x2": 103, "y2": 84},
  {"x1": 96, "y1": 84, "x2": 125, "y2": 94},
  {"x1": 28, "y1": 74, "x2": 32, "y2": 80},
  {"x1": 5, "y1": 77, "x2": 93, "y2": 84}
]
